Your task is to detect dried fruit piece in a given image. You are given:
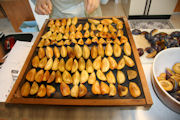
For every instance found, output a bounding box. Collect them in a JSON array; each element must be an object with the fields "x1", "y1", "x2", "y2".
[
  {"x1": 105, "y1": 43, "x2": 113, "y2": 57},
  {"x1": 60, "y1": 82, "x2": 70, "y2": 96},
  {"x1": 84, "y1": 30, "x2": 90, "y2": 38},
  {"x1": 123, "y1": 55, "x2": 135, "y2": 67},
  {"x1": 21, "y1": 82, "x2": 30, "y2": 97},
  {"x1": 58, "y1": 58, "x2": 65, "y2": 72},
  {"x1": 35, "y1": 70, "x2": 44, "y2": 83},
  {"x1": 97, "y1": 70, "x2": 106, "y2": 81},
  {"x1": 55, "y1": 71, "x2": 62, "y2": 83},
  {"x1": 60, "y1": 46, "x2": 67, "y2": 58},
  {"x1": 61, "y1": 18, "x2": 66, "y2": 26},
  {"x1": 103, "y1": 25, "x2": 108, "y2": 32},
  {"x1": 127, "y1": 70, "x2": 137, "y2": 80},
  {"x1": 79, "y1": 84, "x2": 87, "y2": 97},
  {"x1": 72, "y1": 71, "x2": 80, "y2": 85},
  {"x1": 129, "y1": 82, "x2": 141, "y2": 98},
  {"x1": 83, "y1": 45, "x2": 90, "y2": 59},
  {"x1": 159, "y1": 80, "x2": 173, "y2": 91},
  {"x1": 74, "y1": 44, "x2": 82, "y2": 59},
  {"x1": 46, "y1": 85, "x2": 56, "y2": 97},
  {"x1": 101, "y1": 57, "x2": 110, "y2": 72},
  {"x1": 113, "y1": 44, "x2": 121, "y2": 57},
  {"x1": 101, "y1": 19, "x2": 113, "y2": 25},
  {"x1": 146, "y1": 50, "x2": 157, "y2": 58},
  {"x1": 109, "y1": 24, "x2": 117, "y2": 33},
  {"x1": 124, "y1": 42, "x2": 131, "y2": 56},
  {"x1": 42, "y1": 70, "x2": 50, "y2": 81},
  {"x1": 47, "y1": 71, "x2": 56, "y2": 83},
  {"x1": 38, "y1": 39, "x2": 45, "y2": 47},
  {"x1": 97, "y1": 24, "x2": 103, "y2": 31},
  {"x1": 106, "y1": 71, "x2": 116, "y2": 84},
  {"x1": 30, "y1": 81, "x2": 39, "y2": 95},
  {"x1": 137, "y1": 48, "x2": 144, "y2": 56},
  {"x1": 93, "y1": 56, "x2": 101, "y2": 70},
  {"x1": 32, "y1": 56, "x2": 39, "y2": 68},
  {"x1": 108, "y1": 57, "x2": 117, "y2": 70},
  {"x1": 173, "y1": 63, "x2": 180, "y2": 74},
  {"x1": 76, "y1": 24, "x2": 82, "y2": 31},
  {"x1": 65, "y1": 58, "x2": 73, "y2": 71},
  {"x1": 46, "y1": 46, "x2": 53, "y2": 58},
  {"x1": 98, "y1": 44, "x2": 104, "y2": 57},
  {"x1": 101, "y1": 81, "x2": 110, "y2": 95},
  {"x1": 112, "y1": 17, "x2": 120, "y2": 24},
  {"x1": 118, "y1": 85, "x2": 128, "y2": 97},
  {"x1": 44, "y1": 39, "x2": 51, "y2": 46},
  {"x1": 91, "y1": 45, "x2": 98, "y2": 59},
  {"x1": 26, "y1": 68, "x2": 36, "y2": 82},
  {"x1": 98, "y1": 38, "x2": 106, "y2": 44},
  {"x1": 88, "y1": 19, "x2": 100, "y2": 25},
  {"x1": 109, "y1": 84, "x2": 117, "y2": 96},
  {"x1": 37, "y1": 84, "x2": 46, "y2": 97},
  {"x1": 88, "y1": 72, "x2": 96, "y2": 84},
  {"x1": 62, "y1": 70, "x2": 72, "y2": 84},
  {"x1": 44, "y1": 58, "x2": 53, "y2": 70},
  {"x1": 117, "y1": 58, "x2": 125, "y2": 70},
  {"x1": 92, "y1": 81, "x2": 101, "y2": 95},
  {"x1": 38, "y1": 47, "x2": 45, "y2": 59},
  {"x1": 71, "y1": 85, "x2": 79, "y2": 98},
  {"x1": 80, "y1": 70, "x2": 89, "y2": 83},
  {"x1": 72, "y1": 16, "x2": 78, "y2": 25},
  {"x1": 78, "y1": 57, "x2": 86, "y2": 71},
  {"x1": 78, "y1": 38, "x2": 84, "y2": 45},
  {"x1": 85, "y1": 38, "x2": 92, "y2": 45},
  {"x1": 54, "y1": 46, "x2": 60, "y2": 58},
  {"x1": 71, "y1": 59, "x2": 78, "y2": 73},
  {"x1": 117, "y1": 71, "x2": 126, "y2": 84},
  {"x1": 52, "y1": 58, "x2": 59, "y2": 71},
  {"x1": 91, "y1": 24, "x2": 96, "y2": 30},
  {"x1": 83, "y1": 22, "x2": 89, "y2": 31}
]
